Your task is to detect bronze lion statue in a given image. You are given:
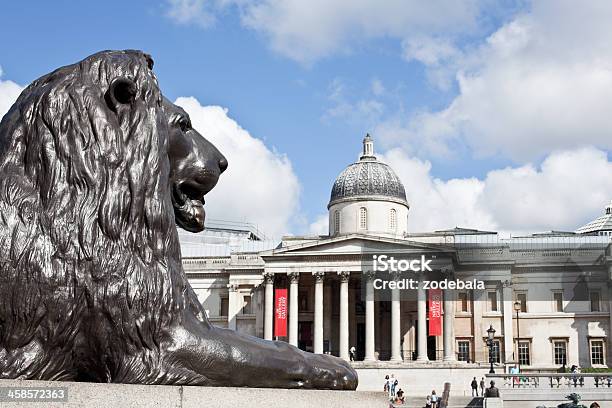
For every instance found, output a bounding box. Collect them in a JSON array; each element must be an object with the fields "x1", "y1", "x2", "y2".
[{"x1": 0, "y1": 50, "x2": 357, "y2": 389}]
